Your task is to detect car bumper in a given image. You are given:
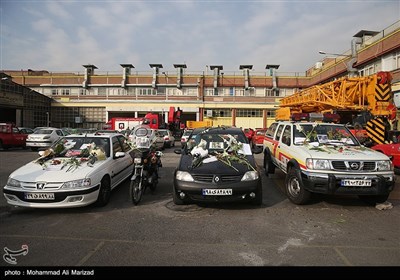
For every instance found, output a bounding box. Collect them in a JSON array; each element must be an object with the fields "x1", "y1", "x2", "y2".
[
  {"x1": 26, "y1": 140, "x2": 53, "y2": 147},
  {"x1": 174, "y1": 178, "x2": 261, "y2": 203},
  {"x1": 300, "y1": 171, "x2": 395, "y2": 196},
  {"x1": 3, "y1": 184, "x2": 100, "y2": 208}
]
